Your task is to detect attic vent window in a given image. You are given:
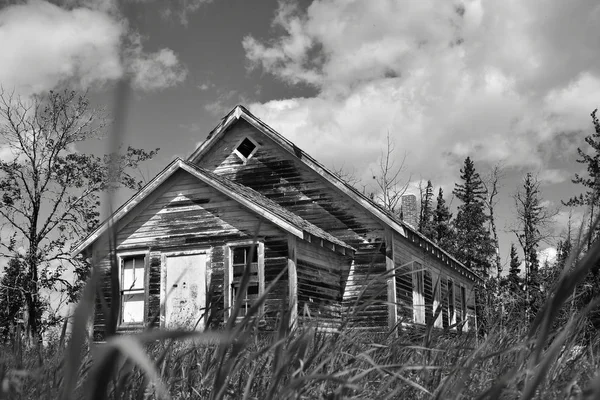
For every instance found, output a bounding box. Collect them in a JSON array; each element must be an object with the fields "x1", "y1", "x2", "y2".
[{"x1": 234, "y1": 137, "x2": 258, "y2": 161}]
